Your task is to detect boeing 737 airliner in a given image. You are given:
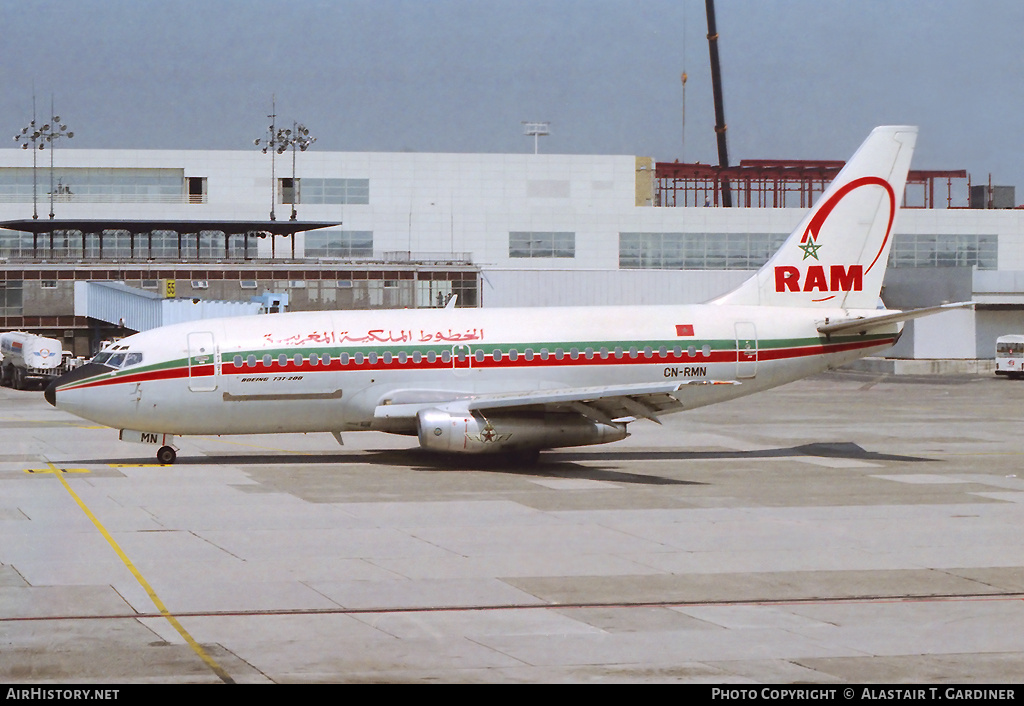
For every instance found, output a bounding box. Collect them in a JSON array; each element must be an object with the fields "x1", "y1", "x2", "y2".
[{"x1": 46, "y1": 126, "x2": 969, "y2": 464}]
